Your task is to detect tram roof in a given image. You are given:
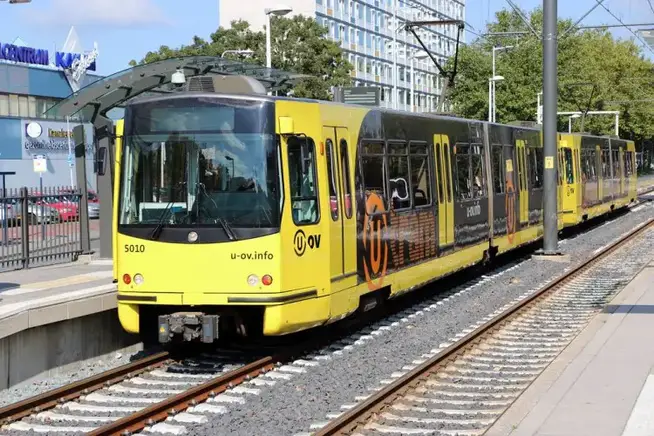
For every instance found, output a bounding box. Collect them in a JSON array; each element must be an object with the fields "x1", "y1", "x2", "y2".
[{"x1": 46, "y1": 56, "x2": 312, "y2": 125}]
